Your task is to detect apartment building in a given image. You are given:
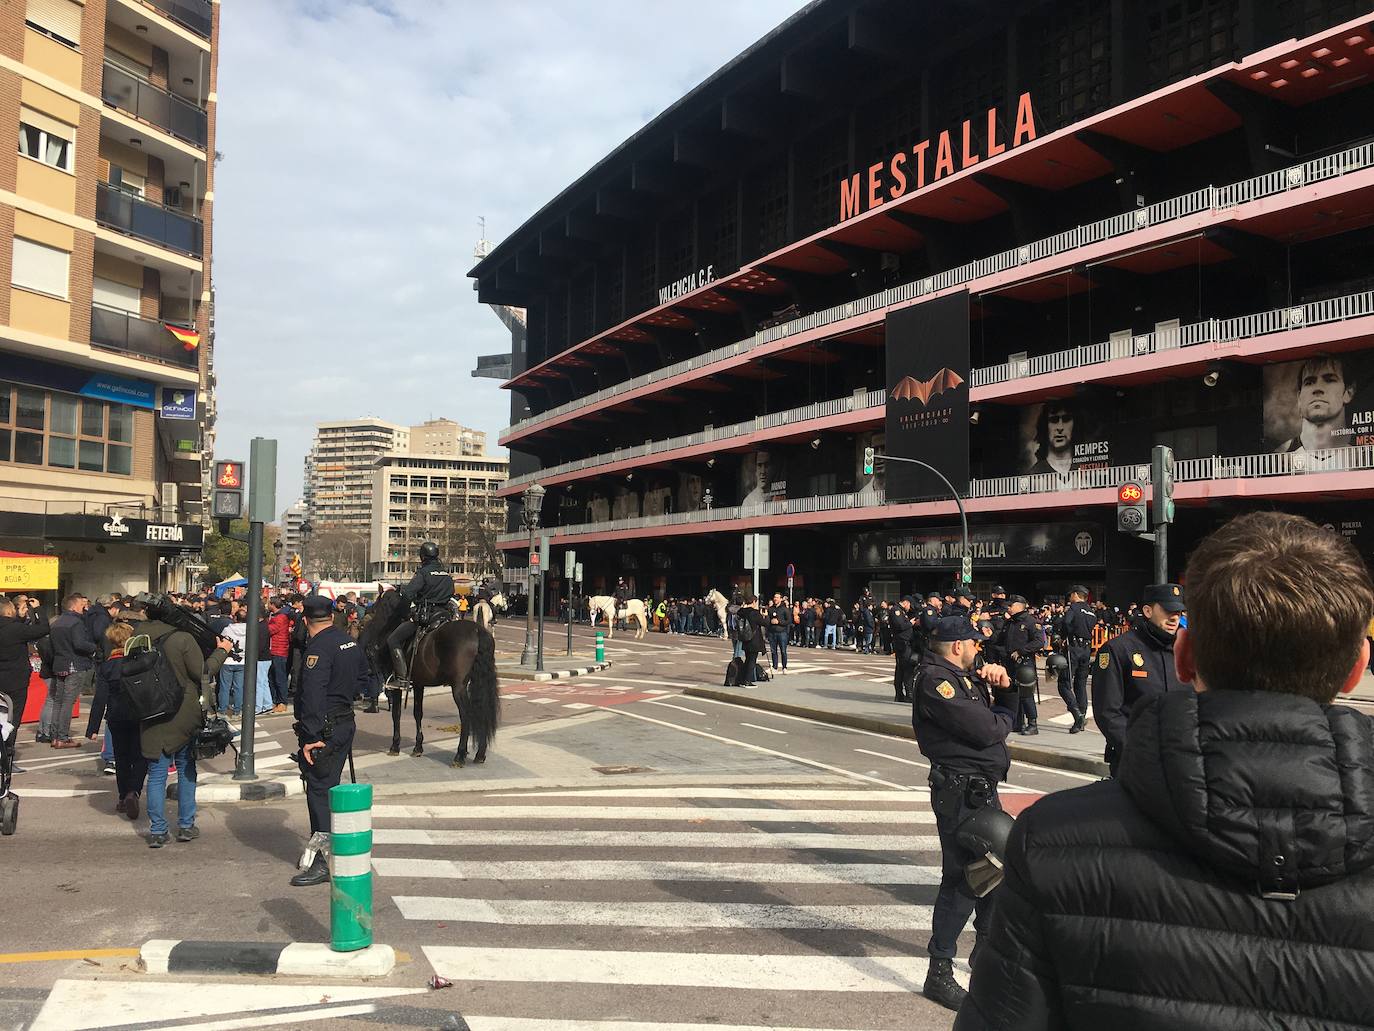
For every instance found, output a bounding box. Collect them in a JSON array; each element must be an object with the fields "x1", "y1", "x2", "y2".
[
  {"x1": 302, "y1": 417, "x2": 409, "y2": 537},
  {"x1": 368, "y1": 451, "x2": 509, "y2": 584},
  {"x1": 279, "y1": 496, "x2": 306, "y2": 553},
  {"x1": 410, "y1": 417, "x2": 486, "y2": 458},
  {"x1": 475, "y1": 0, "x2": 1374, "y2": 605},
  {"x1": 0, "y1": 0, "x2": 217, "y2": 597}
]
